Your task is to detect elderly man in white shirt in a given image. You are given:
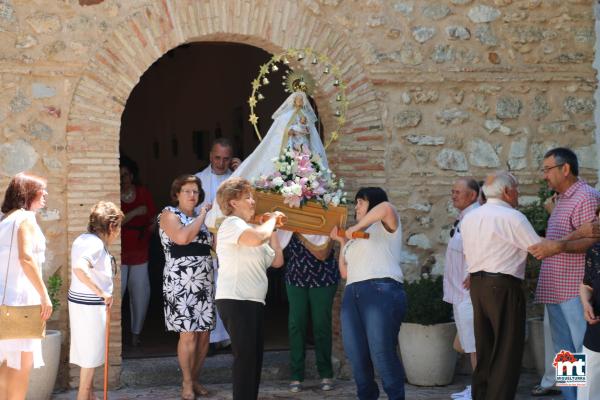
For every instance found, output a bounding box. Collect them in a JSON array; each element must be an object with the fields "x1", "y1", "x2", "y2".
[
  {"x1": 195, "y1": 138, "x2": 241, "y2": 350},
  {"x1": 443, "y1": 177, "x2": 480, "y2": 400},
  {"x1": 461, "y1": 171, "x2": 542, "y2": 400}
]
